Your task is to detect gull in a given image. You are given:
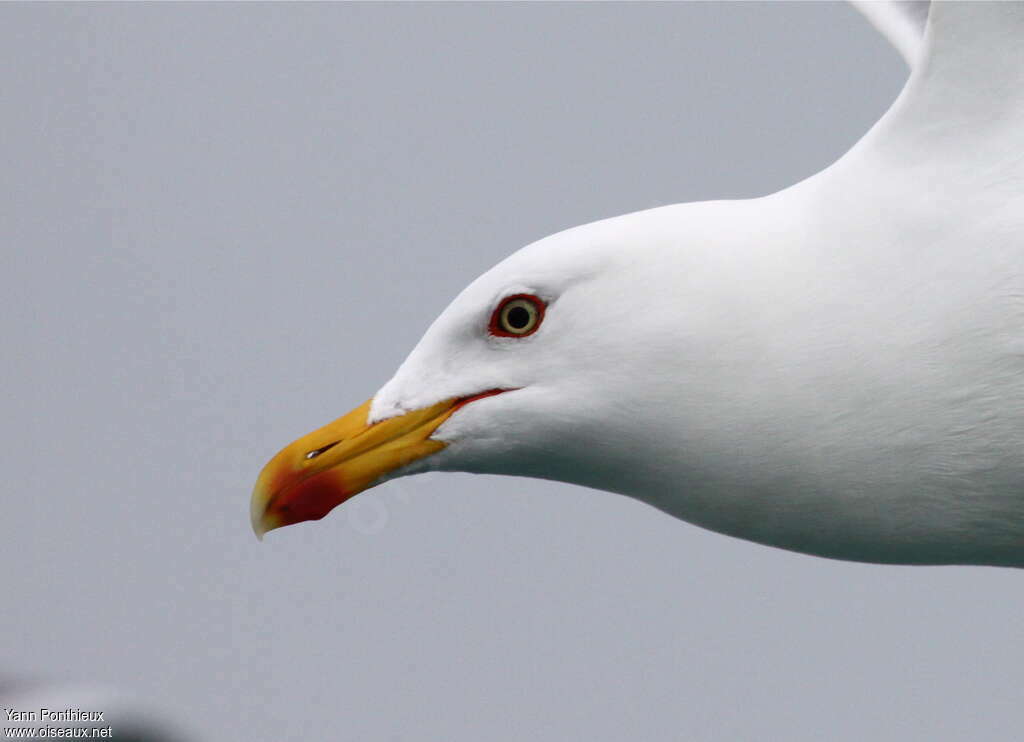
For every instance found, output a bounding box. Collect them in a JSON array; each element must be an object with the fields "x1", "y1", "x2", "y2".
[{"x1": 252, "y1": 2, "x2": 1024, "y2": 567}]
